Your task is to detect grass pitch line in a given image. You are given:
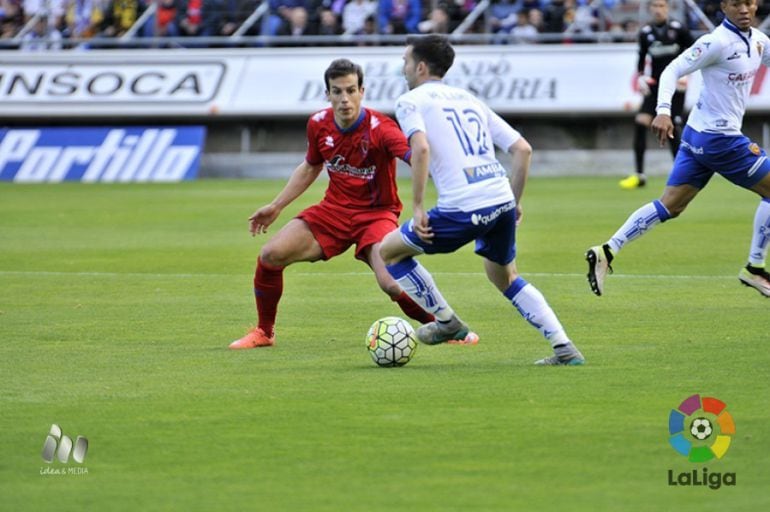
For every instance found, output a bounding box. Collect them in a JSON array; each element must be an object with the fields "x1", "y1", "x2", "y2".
[{"x1": 0, "y1": 270, "x2": 733, "y2": 280}]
